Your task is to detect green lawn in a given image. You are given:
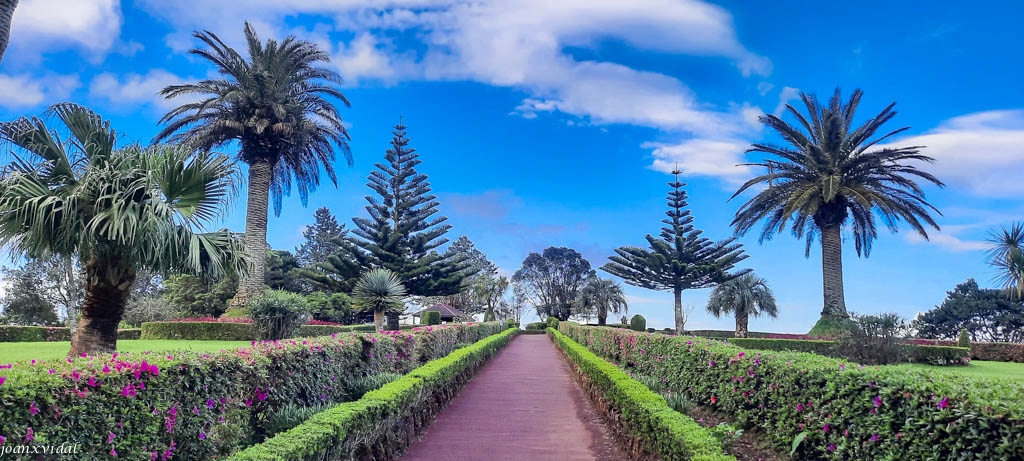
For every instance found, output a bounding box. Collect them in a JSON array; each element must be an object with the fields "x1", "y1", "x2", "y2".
[
  {"x1": 896, "y1": 360, "x2": 1024, "y2": 381},
  {"x1": 0, "y1": 340, "x2": 251, "y2": 363}
]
